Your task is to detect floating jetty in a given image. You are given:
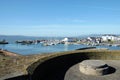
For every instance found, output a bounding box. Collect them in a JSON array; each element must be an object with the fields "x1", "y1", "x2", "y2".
[{"x1": 76, "y1": 47, "x2": 96, "y2": 50}]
